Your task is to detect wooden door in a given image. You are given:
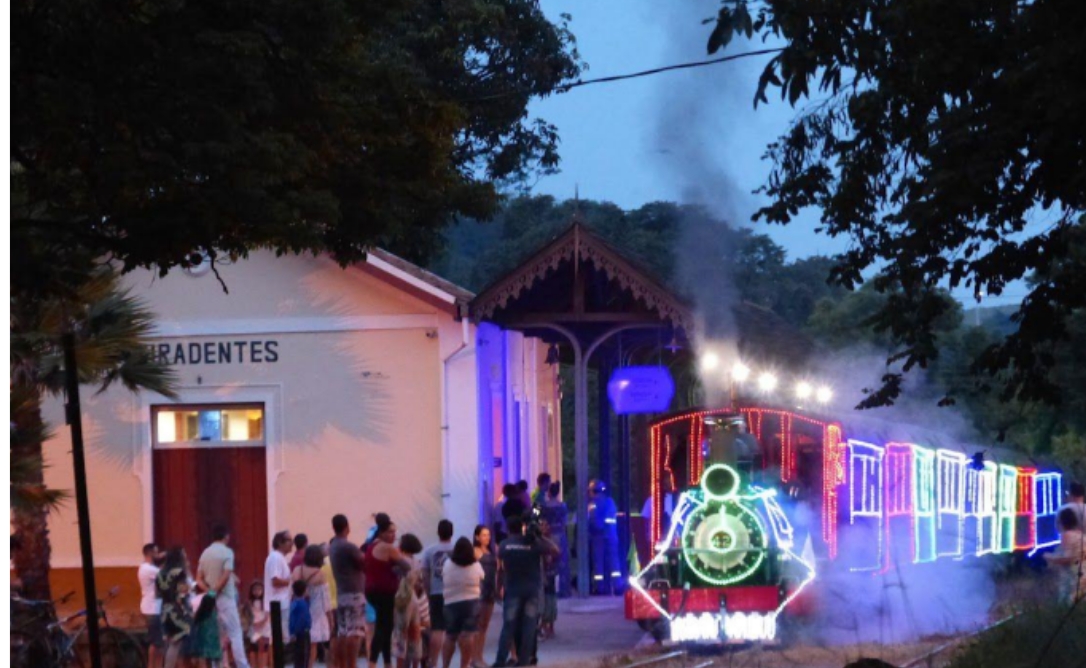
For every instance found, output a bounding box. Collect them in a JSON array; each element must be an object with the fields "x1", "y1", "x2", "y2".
[{"x1": 153, "y1": 447, "x2": 269, "y2": 590}]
